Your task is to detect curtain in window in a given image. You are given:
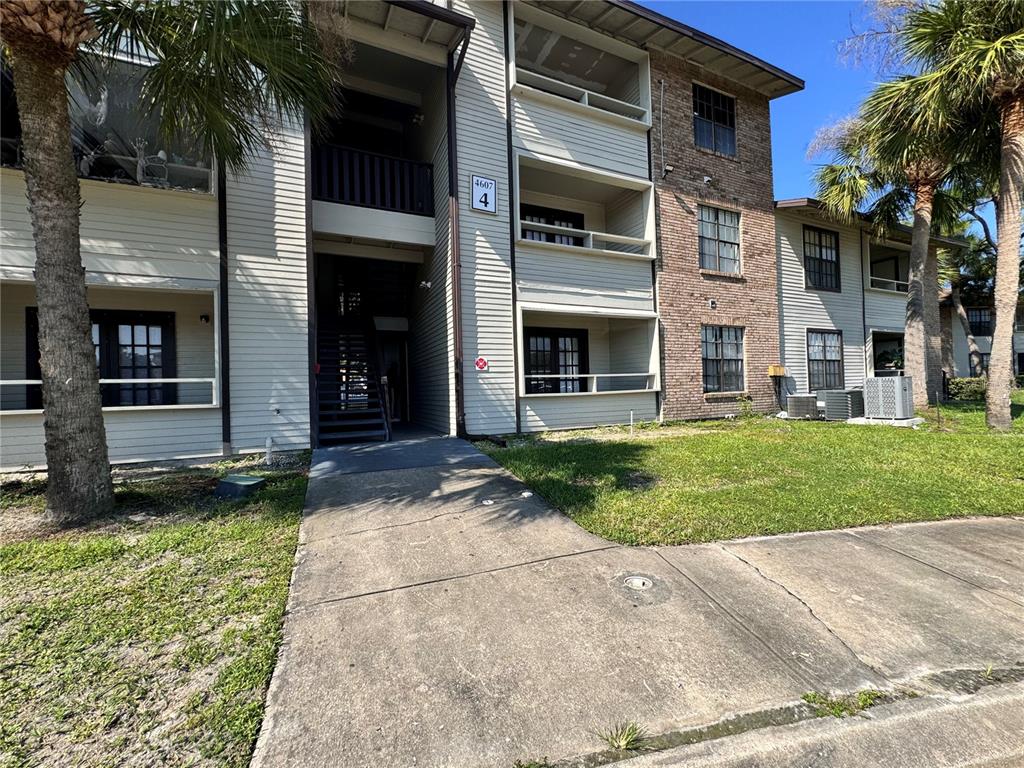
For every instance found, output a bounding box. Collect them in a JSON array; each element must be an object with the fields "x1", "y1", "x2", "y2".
[
  {"x1": 807, "y1": 330, "x2": 843, "y2": 390},
  {"x1": 698, "y1": 205, "x2": 740, "y2": 273},
  {"x1": 701, "y1": 325, "x2": 744, "y2": 392}
]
